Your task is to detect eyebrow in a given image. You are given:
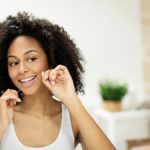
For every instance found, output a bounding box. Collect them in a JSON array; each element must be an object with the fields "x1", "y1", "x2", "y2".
[{"x1": 7, "y1": 50, "x2": 38, "y2": 59}]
